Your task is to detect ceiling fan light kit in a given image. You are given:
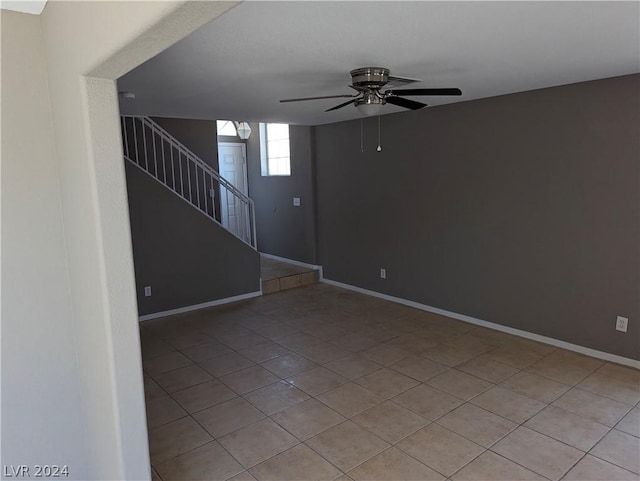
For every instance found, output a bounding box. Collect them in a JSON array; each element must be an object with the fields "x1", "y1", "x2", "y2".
[{"x1": 280, "y1": 66, "x2": 462, "y2": 116}]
